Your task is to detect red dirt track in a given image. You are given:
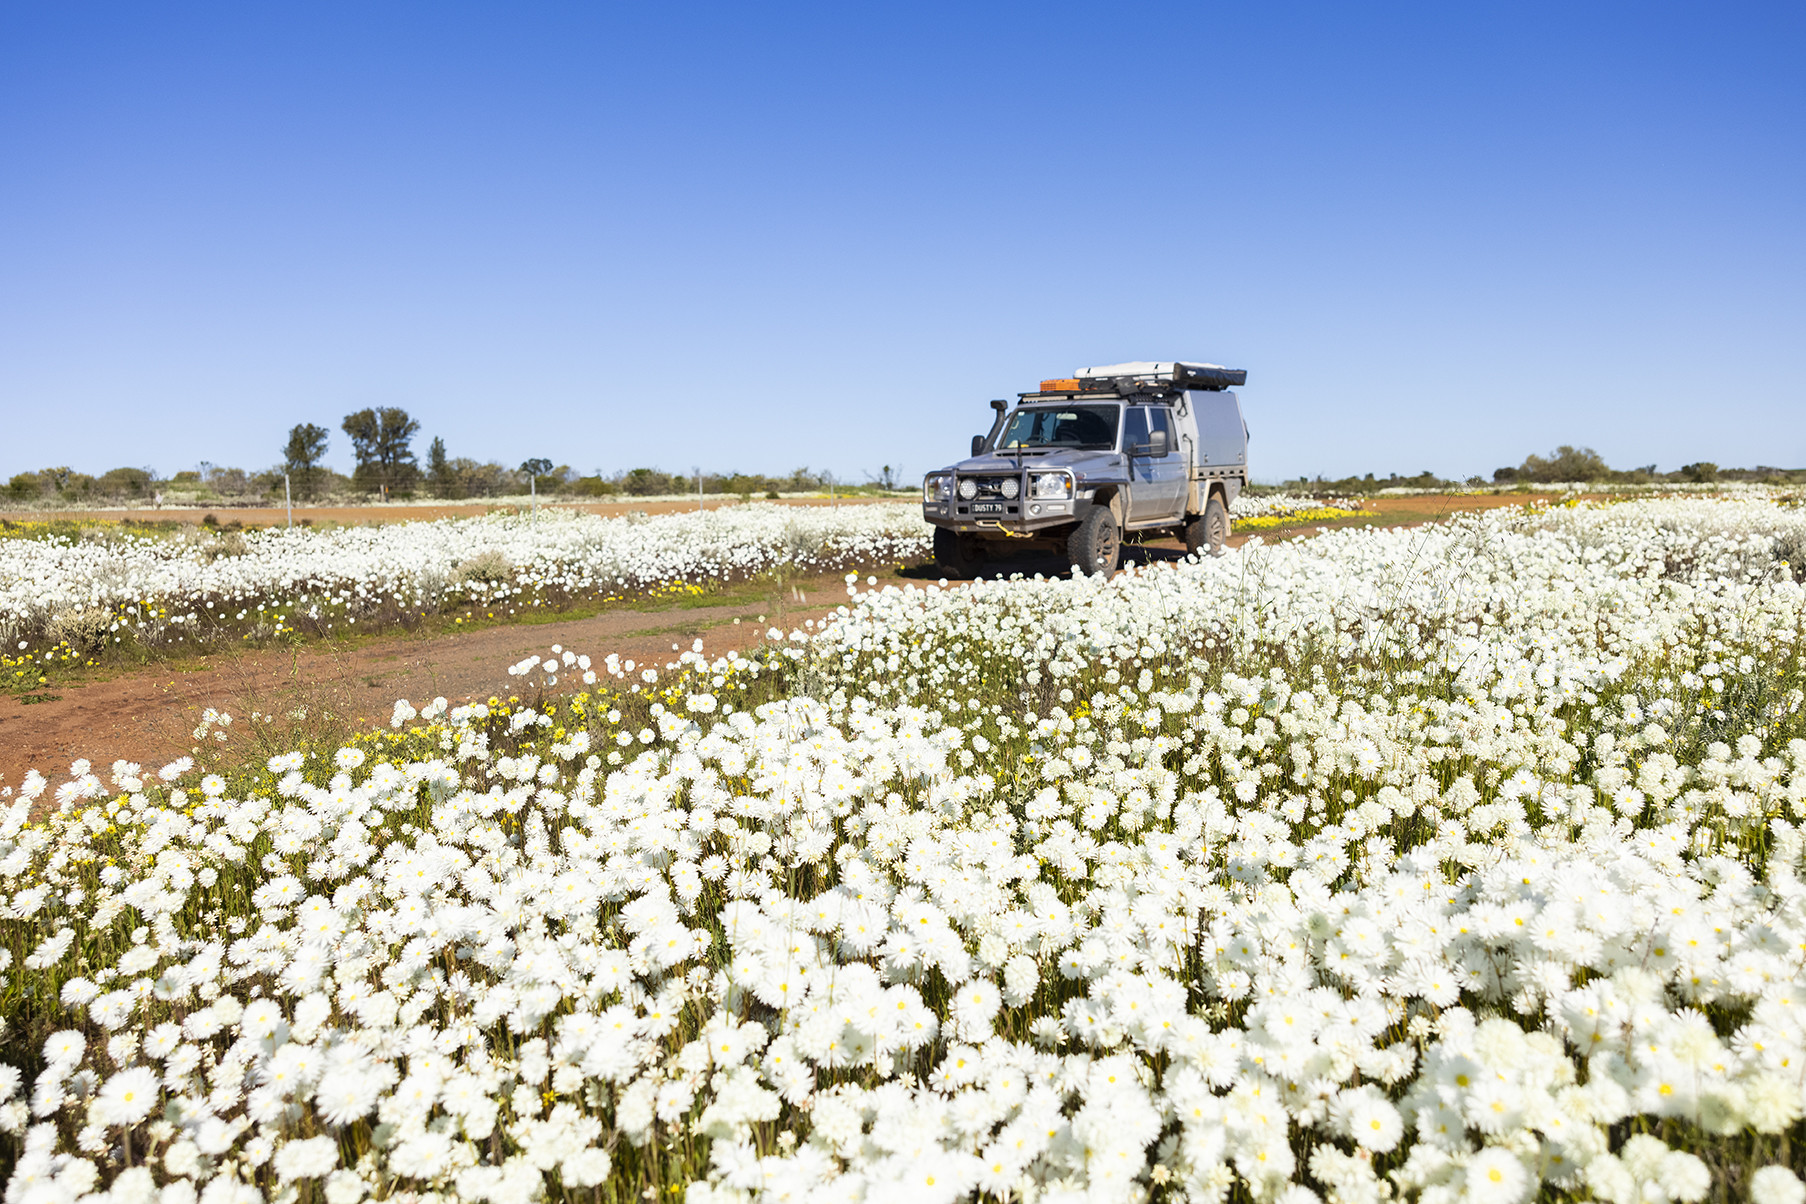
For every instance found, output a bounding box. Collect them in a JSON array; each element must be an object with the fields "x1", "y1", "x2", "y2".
[{"x1": 0, "y1": 586, "x2": 880, "y2": 792}]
